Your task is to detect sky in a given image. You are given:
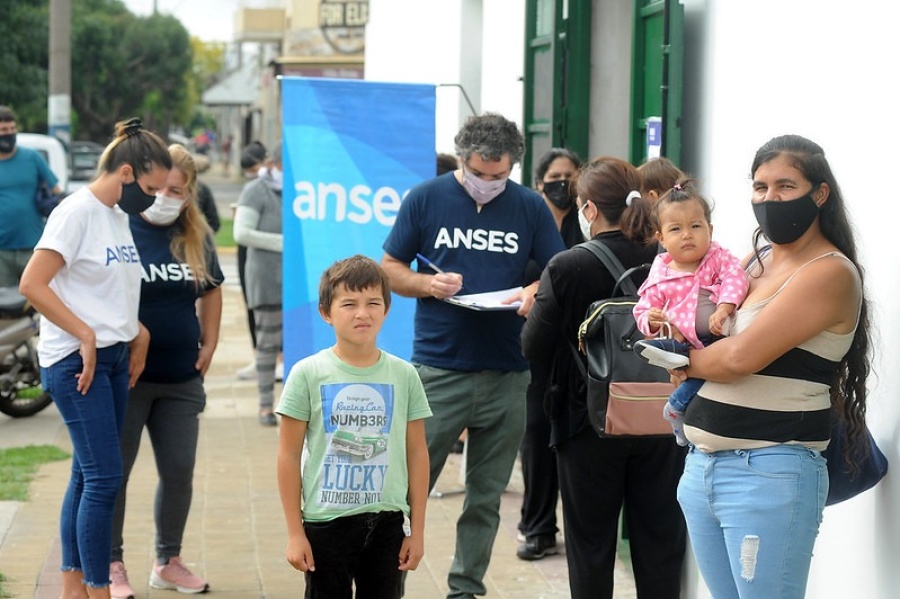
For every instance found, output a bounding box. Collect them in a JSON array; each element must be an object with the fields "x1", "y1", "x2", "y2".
[{"x1": 121, "y1": 0, "x2": 244, "y2": 43}]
